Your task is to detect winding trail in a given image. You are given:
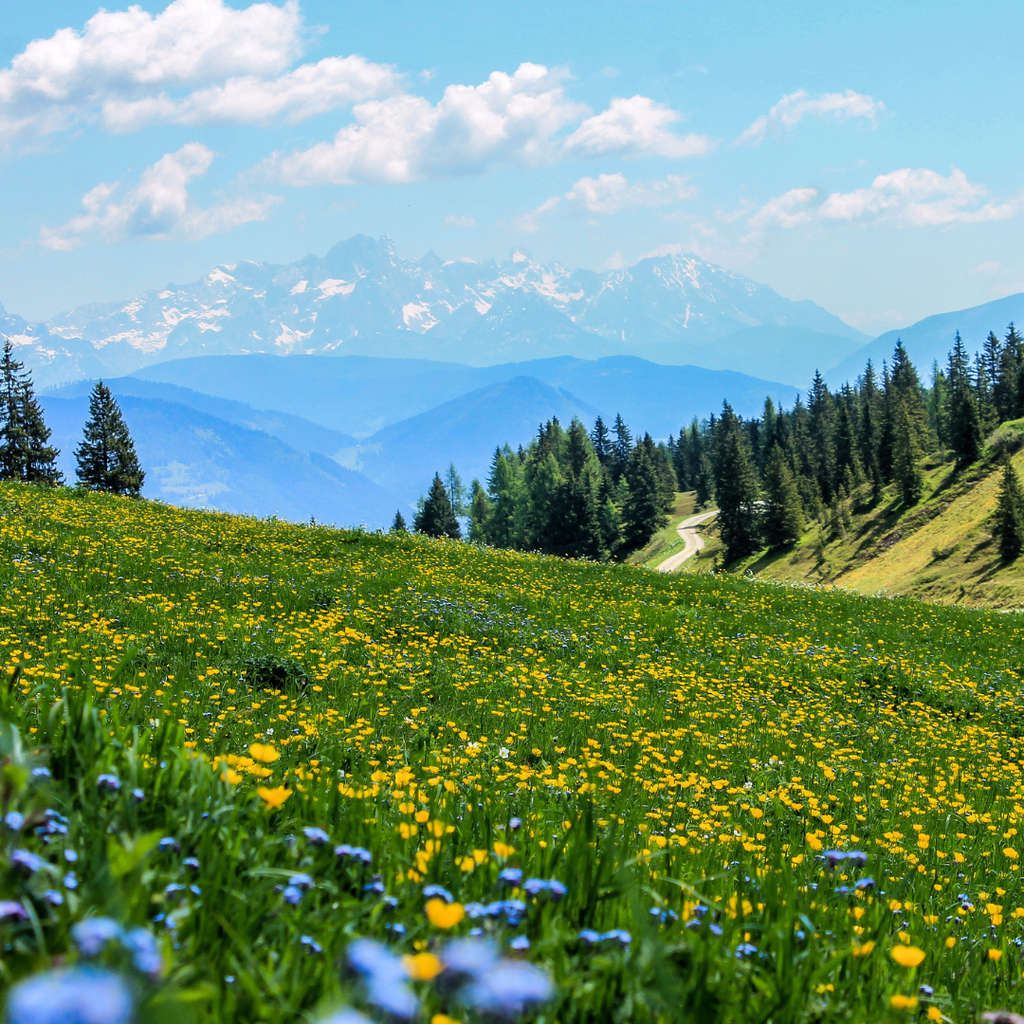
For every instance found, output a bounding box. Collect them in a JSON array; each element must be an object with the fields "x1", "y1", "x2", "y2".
[{"x1": 656, "y1": 509, "x2": 718, "y2": 573}]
